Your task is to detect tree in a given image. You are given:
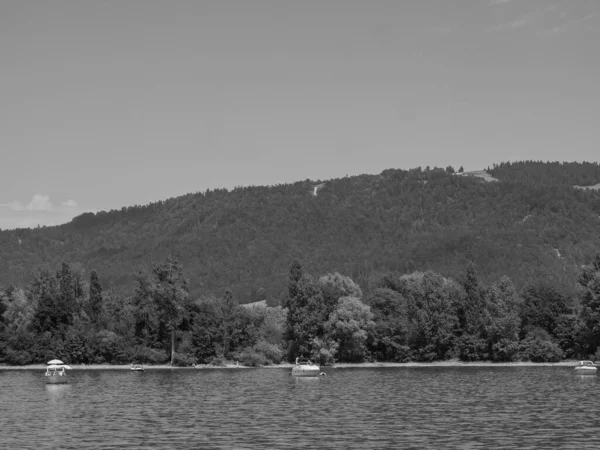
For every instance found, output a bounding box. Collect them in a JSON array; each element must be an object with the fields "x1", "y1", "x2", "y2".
[
  {"x1": 577, "y1": 252, "x2": 600, "y2": 355},
  {"x1": 459, "y1": 263, "x2": 487, "y2": 336},
  {"x1": 554, "y1": 313, "x2": 585, "y2": 359},
  {"x1": 579, "y1": 253, "x2": 600, "y2": 287},
  {"x1": 286, "y1": 259, "x2": 303, "y2": 304},
  {"x1": 454, "y1": 265, "x2": 490, "y2": 361},
  {"x1": 367, "y1": 288, "x2": 410, "y2": 361},
  {"x1": 31, "y1": 270, "x2": 61, "y2": 334},
  {"x1": 484, "y1": 276, "x2": 522, "y2": 361},
  {"x1": 0, "y1": 284, "x2": 10, "y2": 326},
  {"x1": 2, "y1": 288, "x2": 34, "y2": 333},
  {"x1": 260, "y1": 305, "x2": 286, "y2": 345},
  {"x1": 150, "y1": 257, "x2": 190, "y2": 365},
  {"x1": 216, "y1": 289, "x2": 259, "y2": 358},
  {"x1": 131, "y1": 271, "x2": 162, "y2": 348},
  {"x1": 520, "y1": 284, "x2": 572, "y2": 338},
  {"x1": 189, "y1": 294, "x2": 262, "y2": 363},
  {"x1": 403, "y1": 272, "x2": 460, "y2": 361},
  {"x1": 285, "y1": 274, "x2": 326, "y2": 357},
  {"x1": 318, "y1": 272, "x2": 363, "y2": 318},
  {"x1": 190, "y1": 296, "x2": 223, "y2": 362},
  {"x1": 57, "y1": 262, "x2": 83, "y2": 325},
  {"x1": 87, "y1": 270, "x2": 103, "y2": 324},
  {"x1": 324, "y1": 296, "x2": 374, "y2": 362}
]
